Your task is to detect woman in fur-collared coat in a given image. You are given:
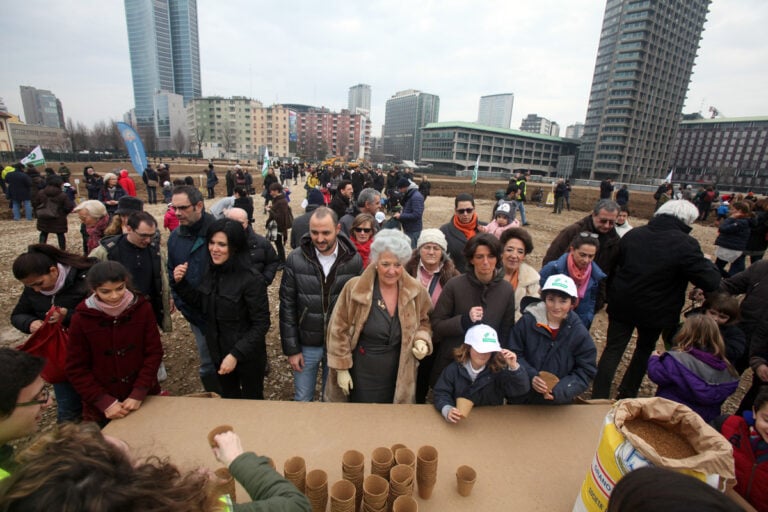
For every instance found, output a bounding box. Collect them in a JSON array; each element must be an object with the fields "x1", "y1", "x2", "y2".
[{"x1": 325, "y1": 230, "x2": 433, "y2": 404}]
